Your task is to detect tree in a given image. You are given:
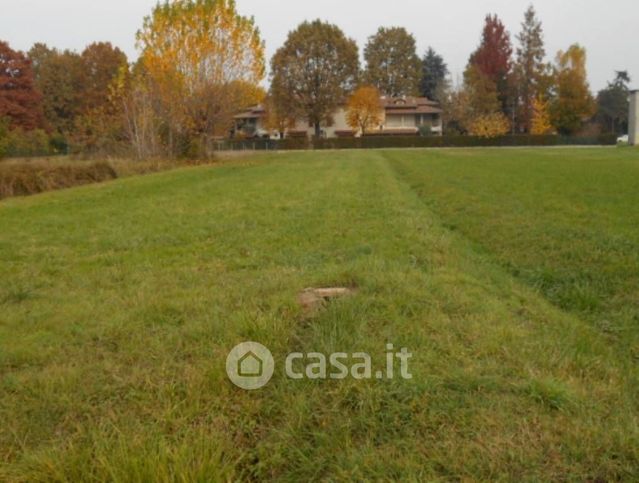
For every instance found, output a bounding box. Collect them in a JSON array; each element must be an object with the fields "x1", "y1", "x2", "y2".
[
  {"x1": 263, "y1": 92, "x2": 295, "y2": 140},
  {"x1": 0, "y1": 117, "x2": 9, "y2": 158},
  {"x1": 27, "y1": 43, "x2": 54, "y2": 80},
  {"x1": 469, "y1": 15, "x2": 513, "y2": 111},
  {"x1": 364, "y1": 27, "x2": 421, "y2": 97},
  {"x1": 137, "y1": 0, "x2": 265, "y2": 156},
  {"x1": 596, "y1": 71, "x2": 630, "y2": 134},
  {"x1": 111, "y1": 63, "x2": 162, "y2": 160},
  {"x1": 346, "y1": 86, "x2": 383, "y2": 135},
  {"x1": 420, "y1": 47, "x2": 449, "y2": 101},
  {"x1": 28, "y1": 44, "x2": 84, "y2": 134},
  {"x1": 530, "y1": 96, "x2": 553, "y2": 134},
  {"x1": 444, "y1": 63, "x2": 507, "y2": 135},
  {"x1": 0, "y1": 41, "x2": 44, "y2": 130},
  {"x1": 468, "y1": 112, "x2": 510, "y2": 137},
  {"x1": 440, "y1": 85, "x2": 471, "y2": 134},
  {"x1": 464, "y1": 65, "x2": 501, "y2": 117},
  {"x1": 514, "y1": 6, "x2": 549, "y2": 132},
  {"x1": 550, "y1": 44, "x2": 595, "y2": 135},
  {"x1": 80, "y1": 42, "x2": 128, "y2": 114},
  {"x1": 271, "y1": 20, "x2": 359, "y2": 138},
  {"x1": 69, "y1": 43, "x2": 129, "y2": 154}
]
